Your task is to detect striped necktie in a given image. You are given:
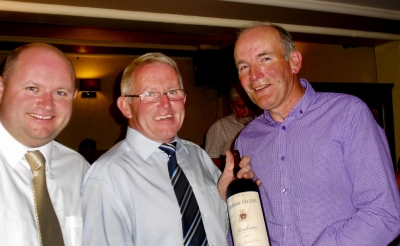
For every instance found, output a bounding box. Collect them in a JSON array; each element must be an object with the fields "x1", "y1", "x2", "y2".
[
  {"x1": 159, "y1": 143, "x2": 208, "y2": 246},
  {"x1": 25, "y1": 150, "x2": 65, "y2": 246}
]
